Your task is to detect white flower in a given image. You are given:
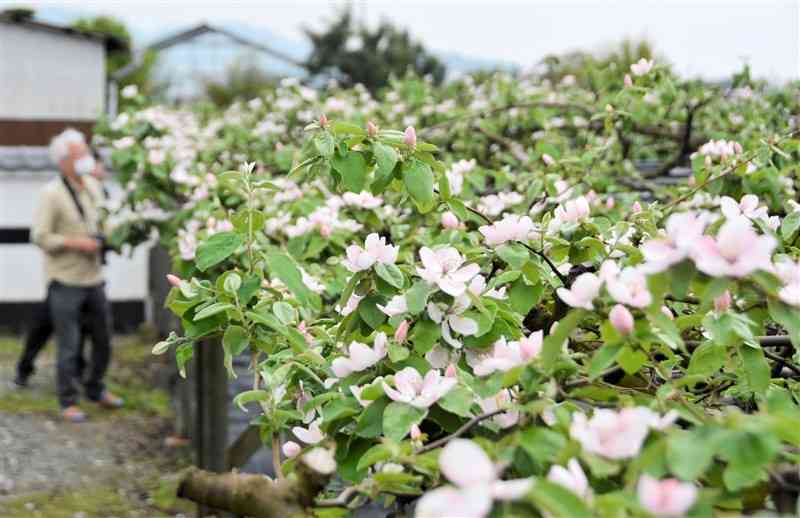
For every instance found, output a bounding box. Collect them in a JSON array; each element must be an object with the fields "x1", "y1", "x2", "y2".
[
  {"x1": 415, "y1": 439, "x2": 533, "y2": 518},
  {"x1": 427, "y1": 298, "x2": 478, "y2": 349},
  {"x1": 330, "y1": 333, "x2": 388, "y2": 378},
  {"x1": 344, "y1": 233, "x2": 399, "y2": 273},
  {"x1": 556, "y1": 273, "x2": 602, "y2": 310},
  {"x1": 630, "y1": 58, "x2": 654, "y2": 76},
  {"x1": 417, "y1": 247, "x2": 481, "y2": 297},
  {"x1": 381, "y1": 367, "x2": 456, "y2": 409}
]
